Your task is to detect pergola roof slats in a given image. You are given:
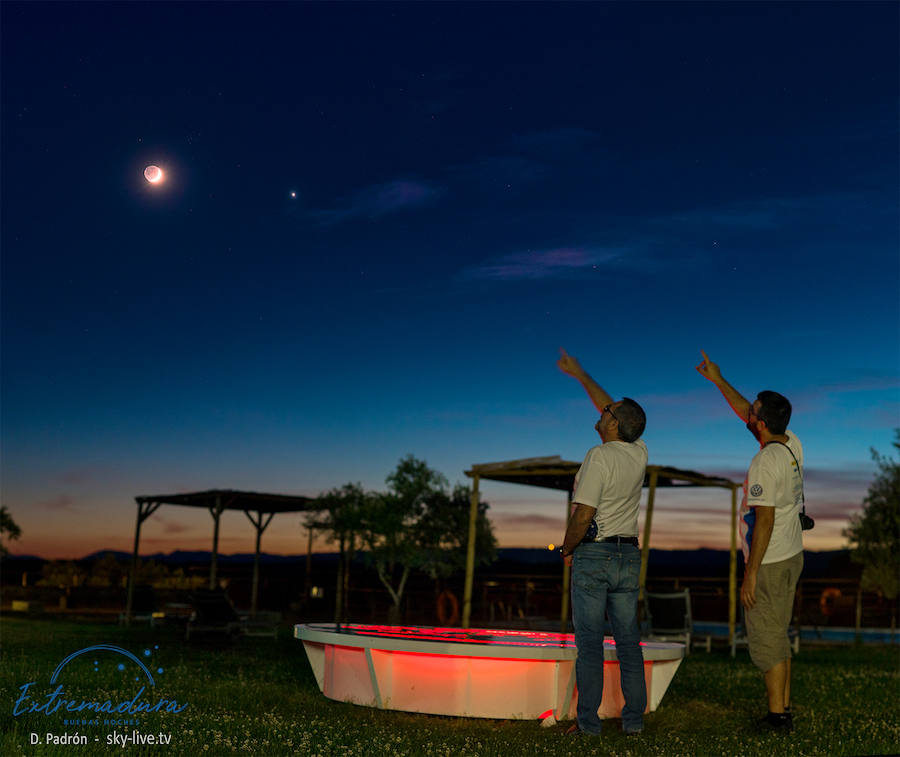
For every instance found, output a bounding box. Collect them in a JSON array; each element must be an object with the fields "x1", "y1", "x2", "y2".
[
  {"x1": 135, "y1": 488, "x2": 318, "y2": 514},
  {"x1": 464, "y1": 460, "x2": 737, "y2": 491}
]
